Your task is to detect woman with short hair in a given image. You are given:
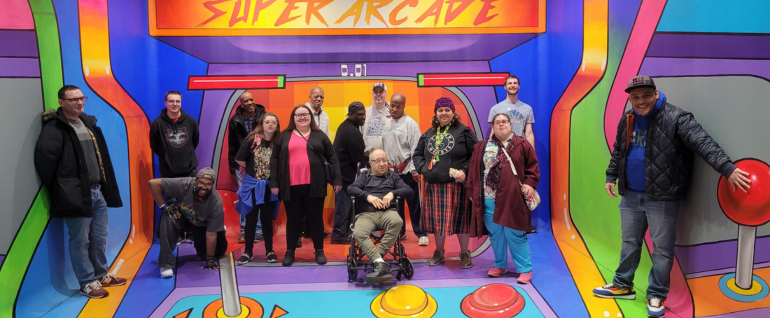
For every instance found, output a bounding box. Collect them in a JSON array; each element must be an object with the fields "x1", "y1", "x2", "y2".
[{"x1": 467, "y1": 113, "x2": 540, "y2": 283}]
